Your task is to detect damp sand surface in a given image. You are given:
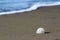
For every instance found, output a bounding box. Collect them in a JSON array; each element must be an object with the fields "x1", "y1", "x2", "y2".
[{"x1": 0, "y1": 6, "x2": 60, "y2": 40}]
